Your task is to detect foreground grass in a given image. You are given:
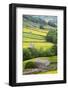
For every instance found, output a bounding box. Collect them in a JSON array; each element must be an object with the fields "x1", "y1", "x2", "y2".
[
  {"x1": 48, "y1": 56, "x2": 57, "y2": 63},
  {"x1": 23, "y1": 56, "x2": 57, "y2": 65},
  {"x1": 36, "y1": 70, "x2": 57, "y2": 74},
  {"x1": 23, "y1": 56, "x2": 57, "y2": 75}
]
